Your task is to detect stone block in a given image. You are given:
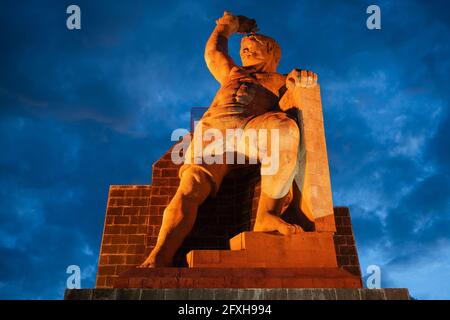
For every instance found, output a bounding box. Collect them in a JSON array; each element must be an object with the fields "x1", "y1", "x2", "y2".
[
  {"x1": 64, "y1": 288, "x2": 410, "y2": 300},
  {"x1": 91, "y1": 288, "x2": 117, "y2": 300},
  {"x1": 115, "y1": 288, "x2": 142, "y2": 300},
  {"x1": 64, "y1": 289, "x2": 92, "y2": 300},
  {"x1": 187, "y1": 231, "x2": 337, "y2": 268}
]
